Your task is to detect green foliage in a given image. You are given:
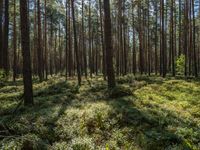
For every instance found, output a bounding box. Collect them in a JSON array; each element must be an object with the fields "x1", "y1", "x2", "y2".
[
  {"x1": 176, "y1": 54, "x2": 185, "y2": 75},
  {"x1": 0, "y1": 69, "x2": 5, "y2": 79},
  {"x1": 108, "y1": 85, "x2": 133, "y2": 98},
  {"x1": 117, "y1": 74, "x2": 135, "y2": 84},
  {"x1": 0, "y1": 134, "x2": 48, "y2": 150},
  {"x1": 1, "y1": 76, "x2": 200, "y2": 149},
  {"x1": 70, "y1": 137, "x2": 95, "y2": 150},
  {"x1": 0, "y1": 69, "x2": 6, "y2": 87}
]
